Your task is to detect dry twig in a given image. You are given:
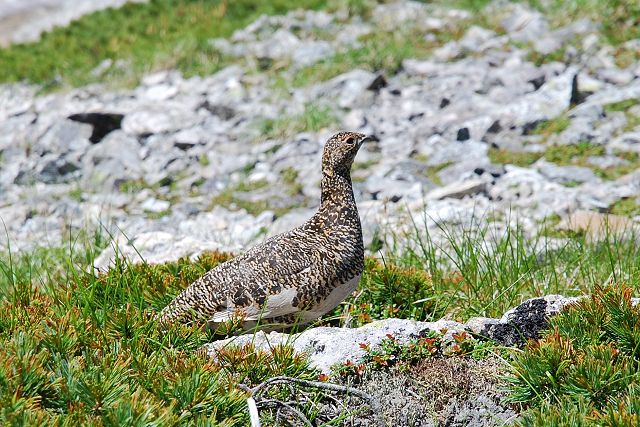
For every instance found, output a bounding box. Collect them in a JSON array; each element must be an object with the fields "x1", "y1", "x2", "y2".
[{"x1": 238, "y1": 375, "x2": 384, "y2": 427}]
